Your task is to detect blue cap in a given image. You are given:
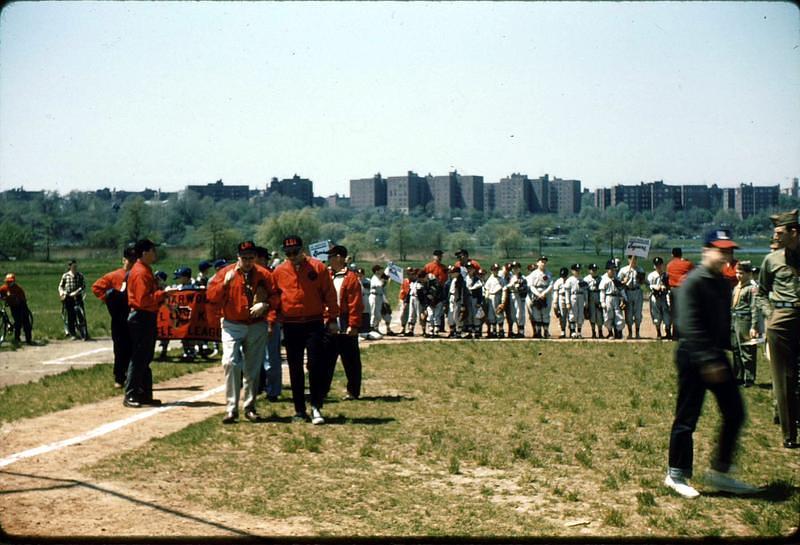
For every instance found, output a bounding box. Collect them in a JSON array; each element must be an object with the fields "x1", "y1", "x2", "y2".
[
  {"x1": 154, "y1": 270, "x2": 167, "y2": 281},
  {"x1": 198, "y1": 260, "x2": 211, "y2": 271},
  {"x1": 703, "y1": 228, "x2": 738, "y2": 249},
  {"x1": 173, "y1": 266, "x2": 191, "y2": 279},
  {"x1": 213, "y1": 259, "x2": 227, "y2": 269}
]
